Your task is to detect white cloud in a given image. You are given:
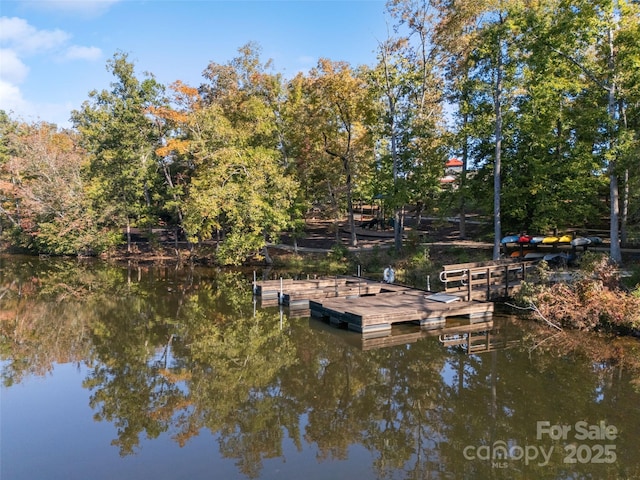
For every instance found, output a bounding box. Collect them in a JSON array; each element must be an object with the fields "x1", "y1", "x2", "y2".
[
  {"x1": 0, "y1": 48, "x2": 30, "y2": 84},
  {"x1": 62, "y1": 45, "x2": 102, "y2": 61},
  {"x1": 0, "y1": 17, "x2": 96, "y2": 88},
  {"x1": 0, "y1": 16, "x2": 103, "y2": 126},
  {"x1": 0, "y1": 78, "x2": 74, "y2": 126},
  {"x1": 0, "y1": 78, "x2": 29, "y2": 116},
  {"x1": 0, "y1": 17, "x2": 70, "y2": 54}
]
